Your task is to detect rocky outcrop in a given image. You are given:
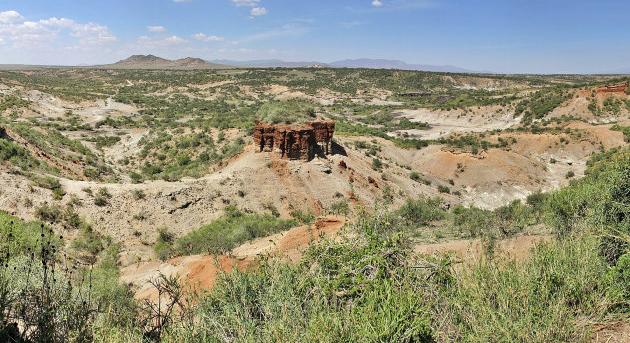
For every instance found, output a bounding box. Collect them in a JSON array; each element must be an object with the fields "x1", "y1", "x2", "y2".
[
  {"x1": 596, "y1": 82, "x2": 628, "y2": 94},
  {"x1": 253, "y1": 120, "x2": 335, "y2": 161},
  {"x1": 309, "y1": 121, "x2": 335, "y2": 155}
]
